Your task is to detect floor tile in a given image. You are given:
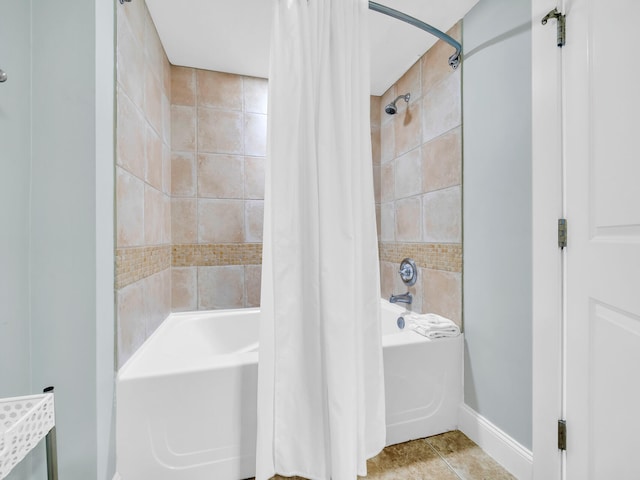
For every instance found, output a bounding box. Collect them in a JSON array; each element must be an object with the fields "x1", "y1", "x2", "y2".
[
  {"x1": 427, "y1": 431, "x2": 516, "y2": 480},
  {"x1": 363, "y1": 439, "x2": 459, "y2": 480},
  {"x1": 251, "y1": 430, "x2": 515, "y2": 480}
]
